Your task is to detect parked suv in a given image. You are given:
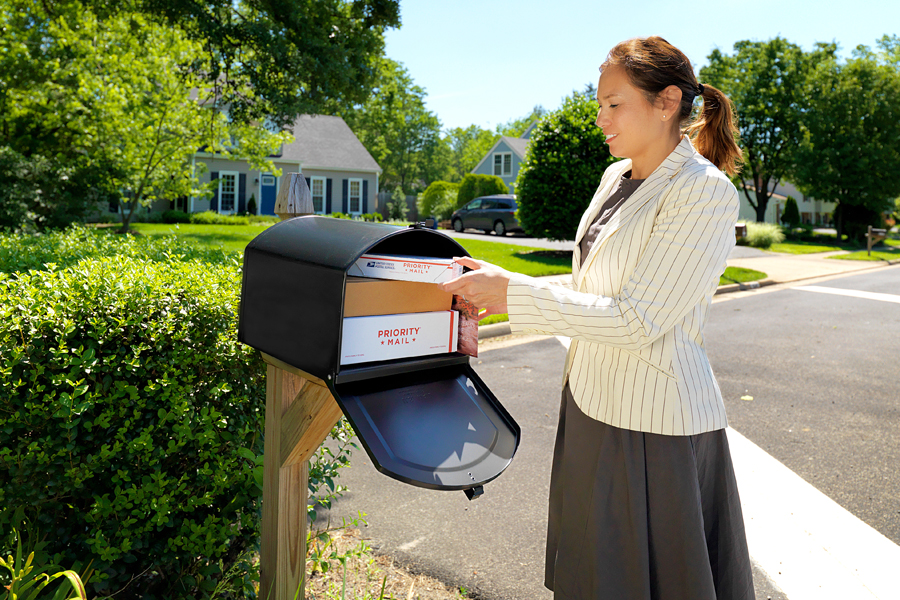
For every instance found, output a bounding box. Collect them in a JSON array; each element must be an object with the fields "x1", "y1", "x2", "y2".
[{"x1": 450, "y1": 194, "x2": 521, "y2": 236}]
